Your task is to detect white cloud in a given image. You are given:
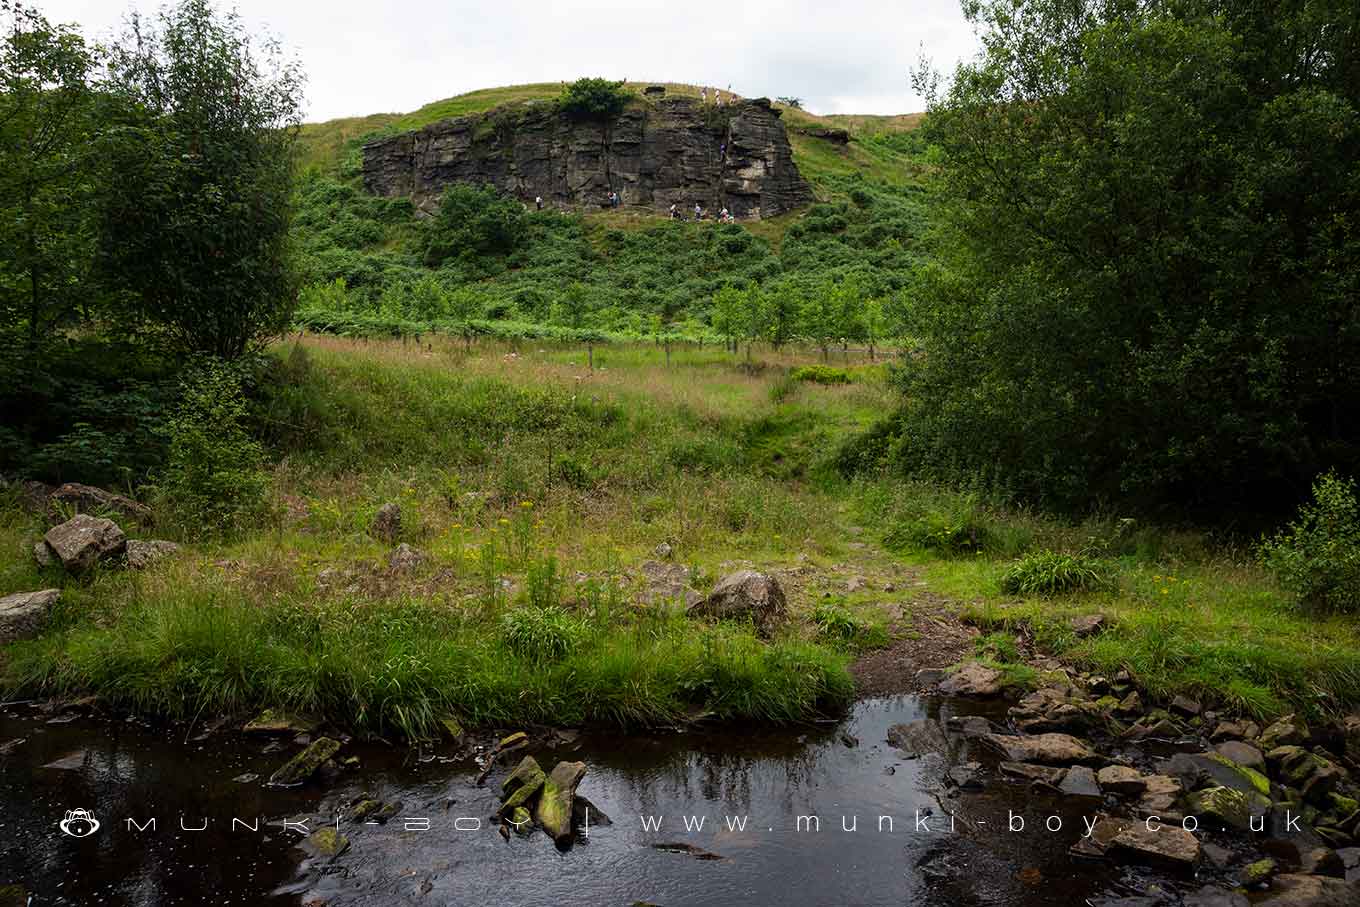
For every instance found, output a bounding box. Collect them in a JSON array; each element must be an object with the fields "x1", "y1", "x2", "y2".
[{"x1": 37, "y1": 0, "x2": 979, "y2": 121}]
